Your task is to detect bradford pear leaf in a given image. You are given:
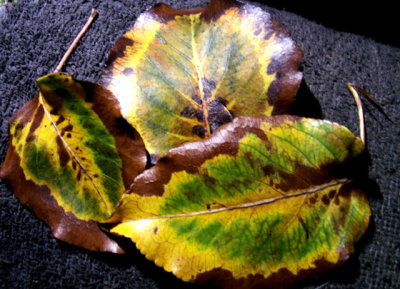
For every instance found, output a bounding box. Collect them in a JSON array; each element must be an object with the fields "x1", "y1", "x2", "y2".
[
  {"x1": 101, "y1": 0, "x2": 303, "y2": 157},
  {"x1": 109, "y1": 115, "x2": 371, "y2": 288},
  {"x1": 0, "y1": 73, "x2": 147, "y2": 253}
]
